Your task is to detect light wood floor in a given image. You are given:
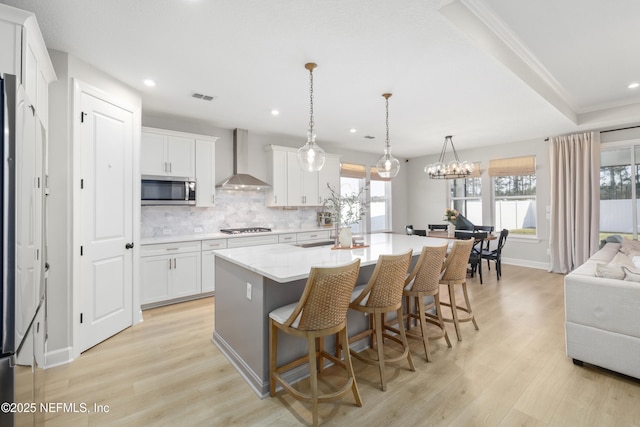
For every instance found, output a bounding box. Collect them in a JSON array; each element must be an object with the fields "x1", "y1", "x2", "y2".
[{"x1": 42, "y1": 265, "x2": 640, "y2": 426}]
